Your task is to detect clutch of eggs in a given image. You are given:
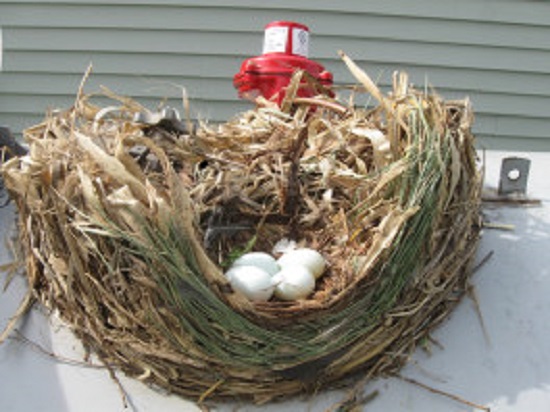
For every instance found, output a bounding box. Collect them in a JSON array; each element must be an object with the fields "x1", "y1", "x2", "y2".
[{"x1": 225, "y1": 248, "x2": 326, "y2": 302}]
